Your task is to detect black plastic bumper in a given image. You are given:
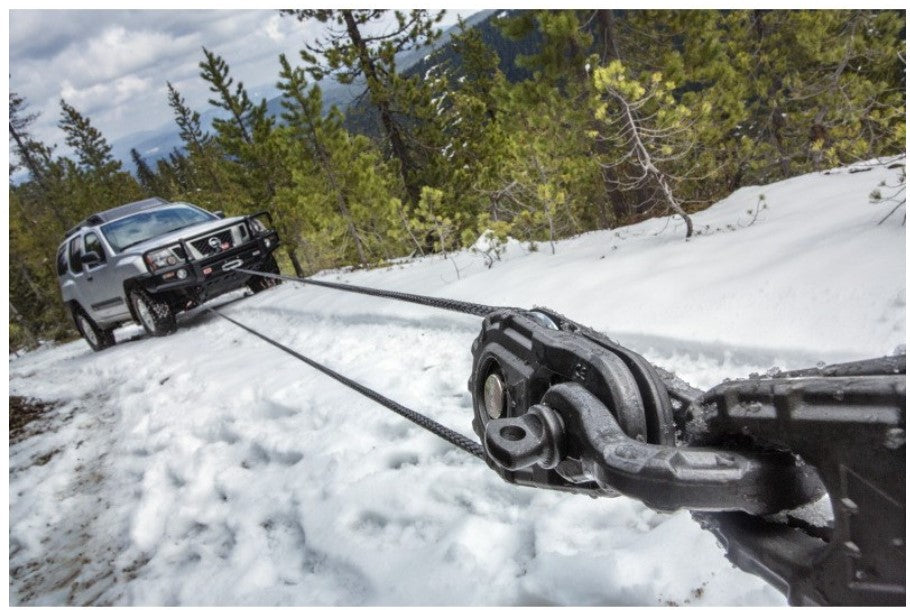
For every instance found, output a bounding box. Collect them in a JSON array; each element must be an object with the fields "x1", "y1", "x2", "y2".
[{"x1": 137, "y1": 231, "x2": 279, "y2": 302}]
